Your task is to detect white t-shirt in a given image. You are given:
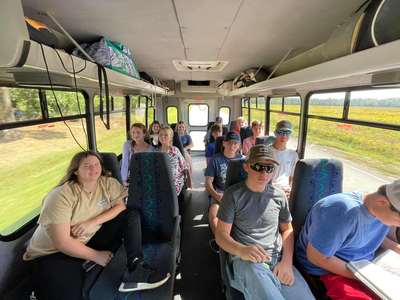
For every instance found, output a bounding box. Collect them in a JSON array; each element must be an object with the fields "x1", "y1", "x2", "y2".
[{"x1": 268, "y1": 145, "x2": 299, "y2": 189}]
